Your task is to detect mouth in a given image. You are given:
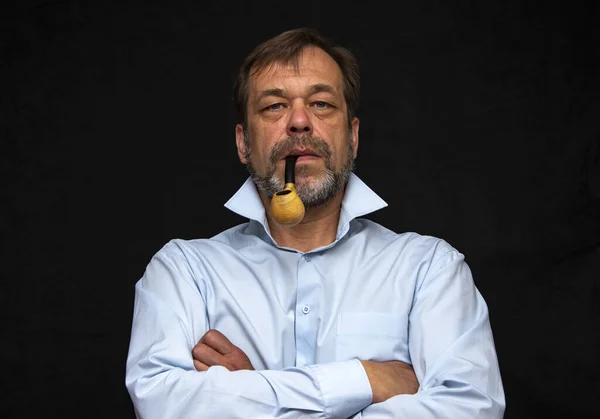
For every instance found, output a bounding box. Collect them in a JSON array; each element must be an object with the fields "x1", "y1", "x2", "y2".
[{"x1": 282, "y1": 149, "x2": 321, "y2": 162}]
